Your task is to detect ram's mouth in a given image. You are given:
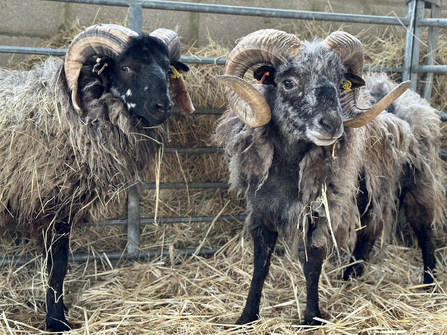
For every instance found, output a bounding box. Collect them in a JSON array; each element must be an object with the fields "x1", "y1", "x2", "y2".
[
  {"x1": 307, "y1": 130, "x2": 342, "y2": 147},
  {"x1": 147, "y1": 110, "x2": 172, "y2": 125}
]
